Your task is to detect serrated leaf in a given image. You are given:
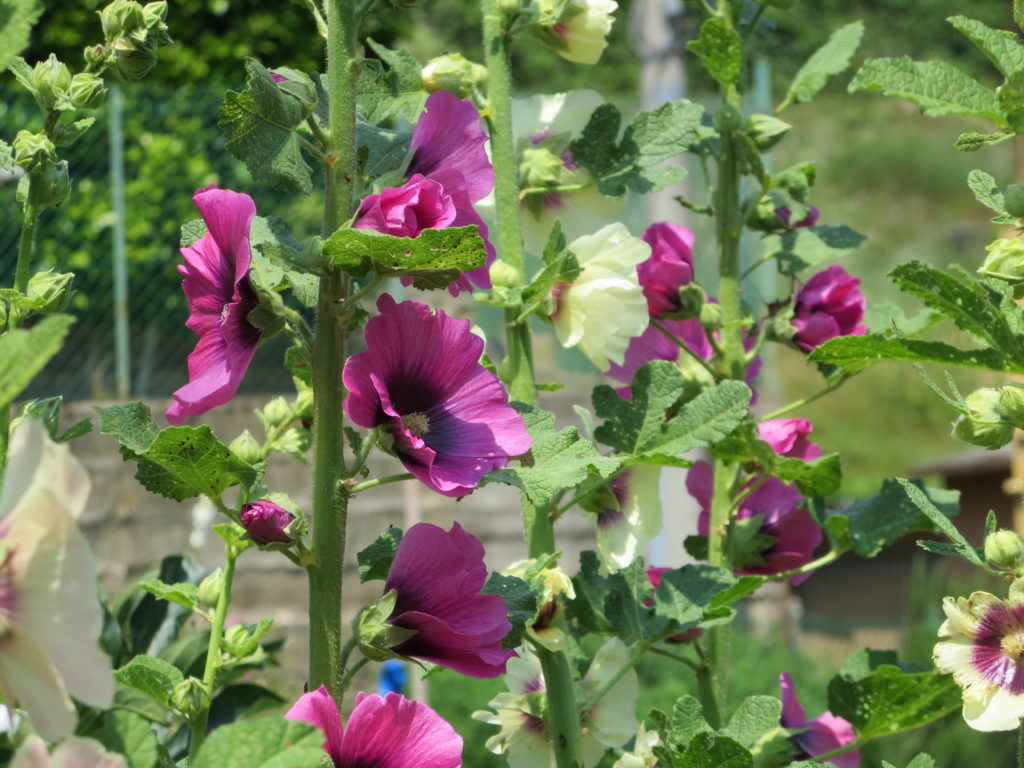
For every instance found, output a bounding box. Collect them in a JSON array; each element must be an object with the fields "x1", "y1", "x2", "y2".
[
  {"x1": 605, "y1": 559, "x2": 660, "y2": 638},
  {"x1": 249, "y1": 215, "x2": 309, "y2": 276},
  {"x1": 722, "y1": 696, "x2": 783, "y2": 749},
  {"x1": 482, "y1": 572, "x2": 538, "y2": 649},
  {"x1": 593, "y1": 363, "x2": 751, "y2": 458},
  {"x1": 687, "y1": 17, "x2": 742, "y2": 87},
  {"x1": 967, "y1": 169, "x2": 1017, "y2": 223},
  {"x1": 826, "y1": 478, "x2": 960, "y2": 558},
  {"x1": 7, "y1": 55, "x2": 34, "y2": 95},
  {"x1": 679, "y1": 732, "x2": 753, "y2": 768},
  {"x1": 219, "y1": 58, "x2": 313, "y2": 195},
  {"x1": 0, "y1": 0, "x2": 42, "y2": 72},
  {"x1": 97, "y1": 402, "x2": 161, "y2": 453},
  {"x1": 762, "y1": 225, "x2": 866, "y2": 276},
  {"x1": 948, "y1": 15, "x2": 1024, "y2": 81},
  {"x1": 653, "y1": 565, "x2": 738, "y2": 629},
  {"x1": 849, "y1": 57, "x2": 1004, "y2": 124},
  {"x1": 191, "y1": 716, "x2": 325, "y2": 768},
  {"x1": 809, "y1": 334, "x2": 1019, "y2": 373},
  {"x1": 115, "y1": 655, "x2": 185, "y2": 707},
  {"x1": 787, "y1": 21, "x2": 865, "y2": 104},
  {"x1": 955, "y1": 131, "x2": 1014, "y2": 151},
  {"x1": 358, "y1": 39, "x2": 427, "y2": 124},
  {"x1": 138, "y1": 579, "x2": 200, "y2": 611},
  {"x1": 357, "y1": 527, "x2": 403, "y2": 582},
  {"x1": 900, "y1": 478, "x2": 986, "y2": 567},
  {"x1": 669, "y1": 695, "x2": 713, "y2": 747},
  {"x1": 487, "y1": 404, "x2": 621, "y2": 505},
  {"x1": 357, "y1": 120, "x2": 411, "y2": 179},
  {"x1": 0, "y1": 314, "x2": 74, "y2": 410},
  {"x1": 91, "y1": 709, "x2": 159, "y2": 768}
]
